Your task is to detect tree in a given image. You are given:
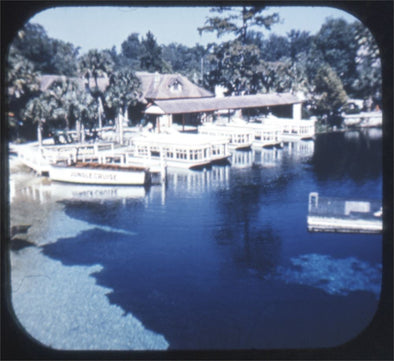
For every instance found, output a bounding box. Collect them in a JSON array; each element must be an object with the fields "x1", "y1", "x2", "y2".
[
  {"x1": 49, "y1": 39, "x2": 80, "y2": 76},
  {"x1": 6, "y1": 45, "x2": 41, "y2": 140},
  {"x1": 199, "y1": 6, "x2": 280, "y2": 95},
  {"x1": 12, "y1": 22, "x2": 79, "y2": 76},
  {"x1": 198, "y1": 6, "x2": 279, "y2": 44},
  {"x1": 22, "y1": 97, "x2": 48, "y2": 144},
  {"x1": 204, "y1": 40, "x2": 261, "y2": 95},
  {"x1": 287, "y1": 30, "x2": 313, "y2": 64},
  {"x1": 351, "y1": 21, "x2": 382, "y2": 100},
  {"x1": 121, "y1": 33, "x2": 142, "y2": 69},
  {"x1": 312, "y1": 18, "x2": 358, "y2": 95},
  {"x1": 162, "y1": 43, "x2": 211, "y2": 82},
  {"x1": 104, "y1": 70, "x2": 142, "y2": 124},
  {"x1": 260, "y1": 34, "x2": 290, "y2": 62},
  {"x1": 22, "y1": 78, "x2": 98, "y2": 143},
  {"x1": 256, "y1": 60, "x2": 299, "y2": 93},
  {"x1": 79, "y1": 49, "x2": 114, "y2": 91},
  {"x1": 312, "y1": 65, "x2": 348, "y2": 124},
  {"x1": 139, "y1": 31, "x2": 170, "y2": 73}
]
